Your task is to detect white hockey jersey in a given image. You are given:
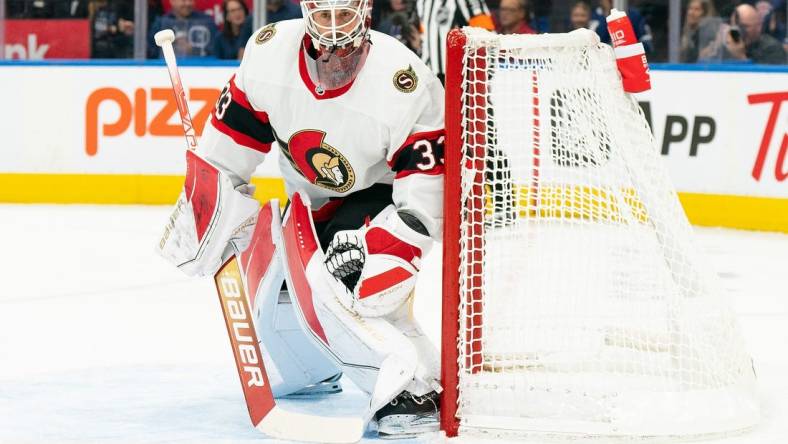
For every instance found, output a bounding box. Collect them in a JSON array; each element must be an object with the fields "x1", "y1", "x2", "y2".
[{"x1": 198, "y1": 19, "x2": 446, "y2": 239}]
